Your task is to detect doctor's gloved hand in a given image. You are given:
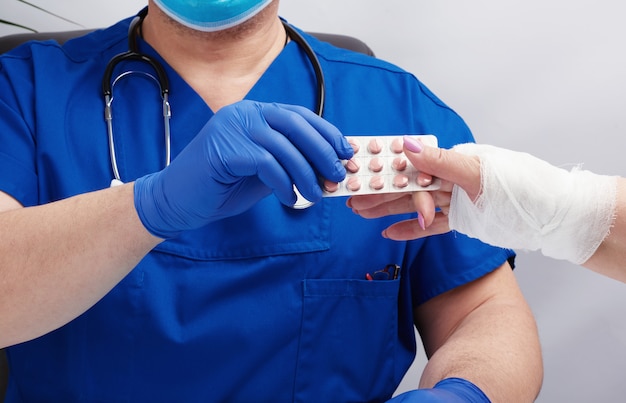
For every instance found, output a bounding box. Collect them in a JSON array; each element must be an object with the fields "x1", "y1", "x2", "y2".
[
  {"x1": 133, "y1": 100, "x2": 353, "y2": 239},
  {"x1": 386, "y1": 378, "x2": 490, "y2": 403}
]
